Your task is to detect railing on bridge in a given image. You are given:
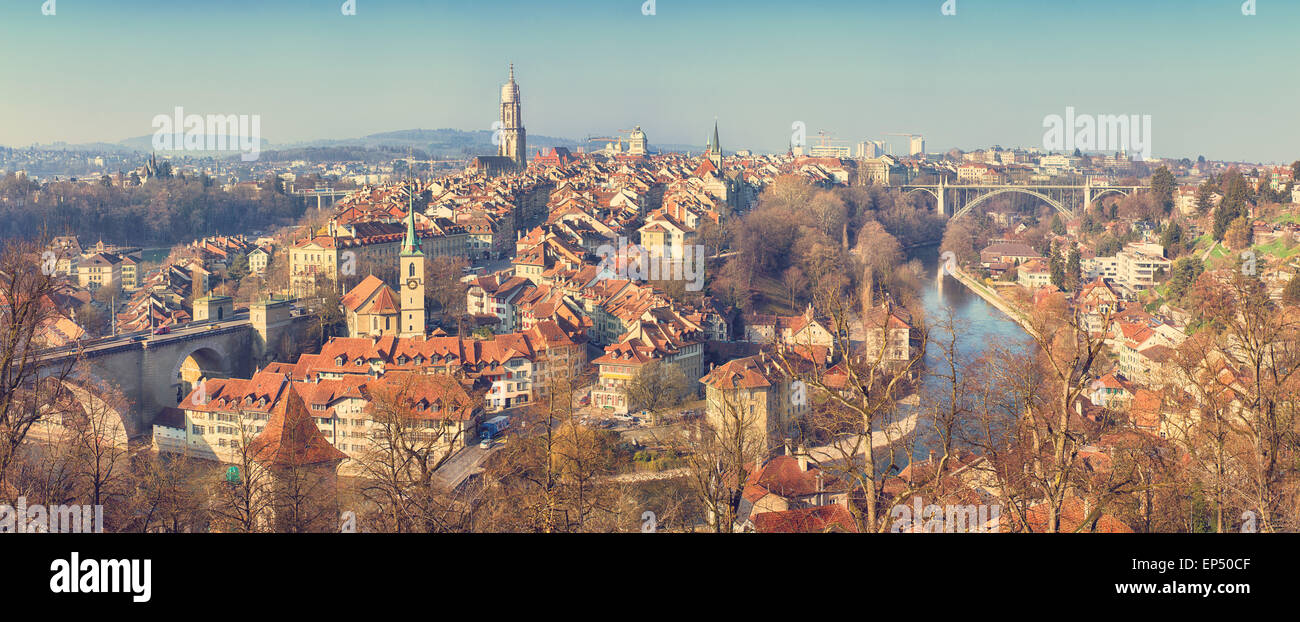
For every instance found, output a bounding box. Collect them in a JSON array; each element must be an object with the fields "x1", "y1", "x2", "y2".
[
  {"x1": 37, "y1": 312, "x2": 255, "y2": 361},
  {"x1": 896, "y1": 181, "x2": 1144, "y2": 219}
]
